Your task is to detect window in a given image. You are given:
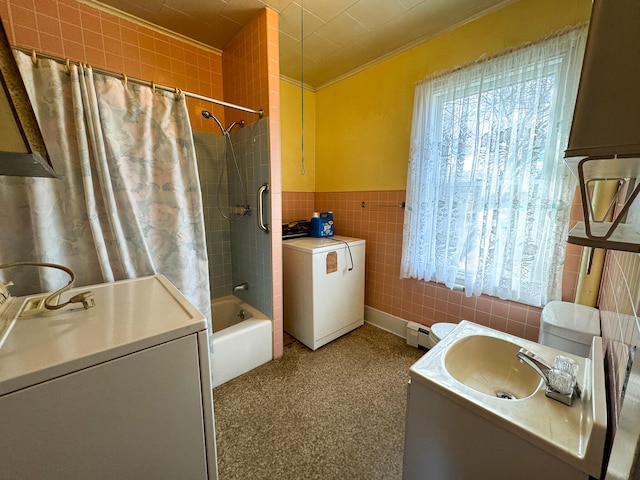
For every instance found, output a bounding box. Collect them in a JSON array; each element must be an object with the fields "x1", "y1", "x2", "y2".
[{"x1": 401, "y1": 27, "x2": 587, "y2": 307}]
